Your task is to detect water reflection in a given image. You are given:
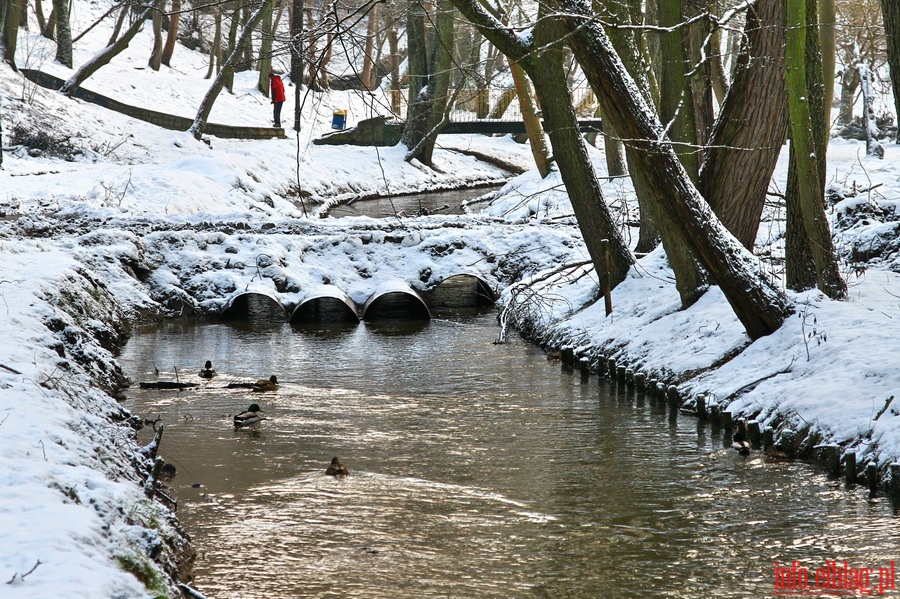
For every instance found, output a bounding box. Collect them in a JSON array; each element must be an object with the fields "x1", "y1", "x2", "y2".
[{"x1": 117, "y1": 314, "x2": 899, "y2": 599}]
